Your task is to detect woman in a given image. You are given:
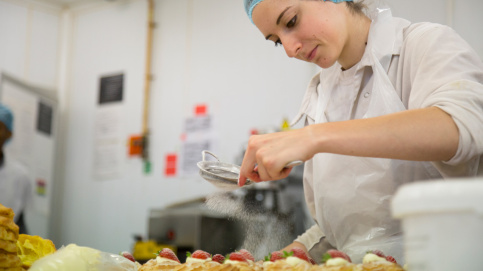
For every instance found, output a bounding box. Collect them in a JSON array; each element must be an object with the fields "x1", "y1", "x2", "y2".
[{"x1": 238, "y1": 0, "x2": 483, "y2": 264}]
